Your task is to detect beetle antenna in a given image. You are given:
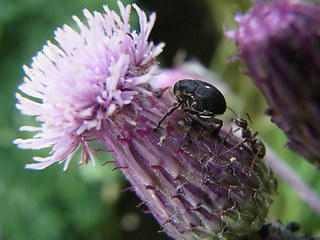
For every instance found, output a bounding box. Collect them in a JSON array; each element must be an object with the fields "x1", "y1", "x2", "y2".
[{"x1": 227, "y1": 106, "x2": 239, "y2": 117}]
